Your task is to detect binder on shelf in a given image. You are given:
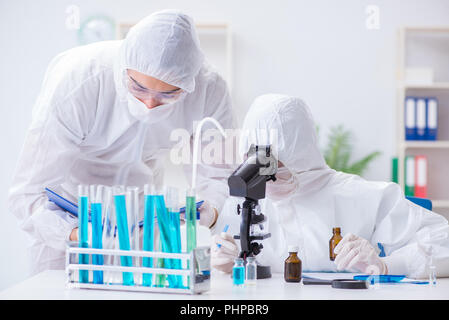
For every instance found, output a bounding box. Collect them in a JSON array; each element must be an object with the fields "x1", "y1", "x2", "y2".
[
  {"x1": 391, "y1": 157, "x2": 398, "y2": 183},
  {"x1": 414, "y1": 155, "x2": 428, "y2": 198},
  {"x1": 416, "y1": 98, "x2": 427, "y2": 140},
  {"x1": 426, "y1": 98, "x2": 438, "y2": 141},
  {"x1": 404, "y1": 156, "x2": 415, "y2": 197},
  {"x1": 405, "y1": 97, "x2": 416, "y2": 140}
]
